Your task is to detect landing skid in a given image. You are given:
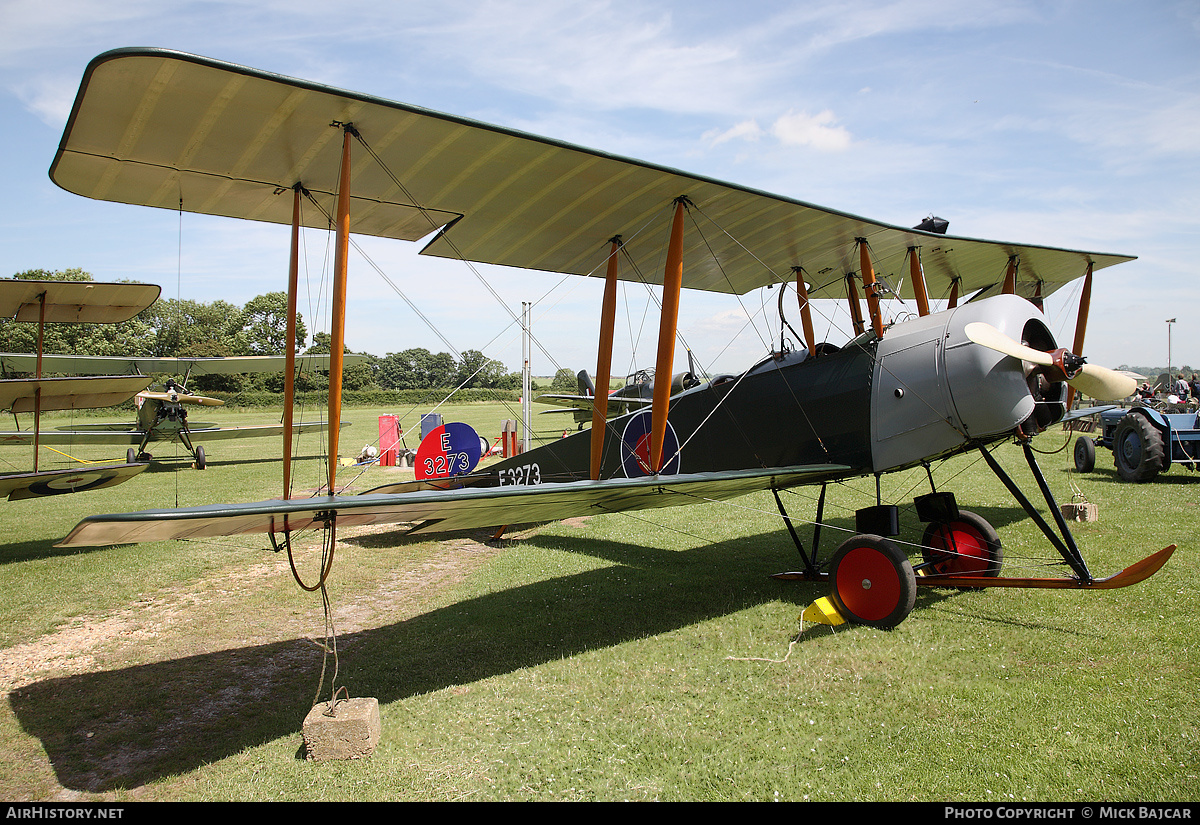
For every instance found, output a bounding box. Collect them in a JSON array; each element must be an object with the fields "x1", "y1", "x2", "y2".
[
  {"x1": 773, "y1": 544, "x2": 1176, "y2": 590},
  {"x1": 770, "y1": 440, "x2": 1177, "y2": 628}
]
